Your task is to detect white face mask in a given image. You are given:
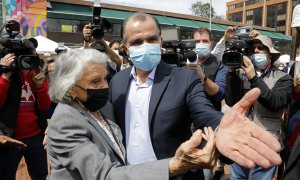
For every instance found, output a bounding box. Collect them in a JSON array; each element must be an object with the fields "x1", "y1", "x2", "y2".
[
  {"x1": 195, "y1": 43, "x2": 211, "y2": 59},
  {"x1": 129, "y1": 43, "x2": 161, "y2": 71},
  {"x1": 251, "y1": 54, "x2": 268, "y2": 69}
]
